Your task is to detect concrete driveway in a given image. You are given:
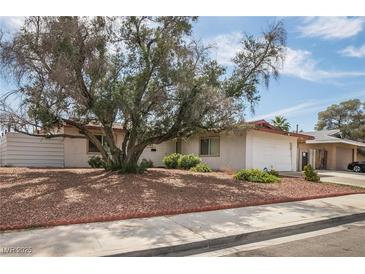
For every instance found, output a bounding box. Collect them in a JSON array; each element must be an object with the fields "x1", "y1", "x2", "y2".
[
  {"x1": 280, "y1": 170, "x2": 365, "y2": 188},
  {"x1": 317, "y1": 171, "x2": 365, "y2": 188}
]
